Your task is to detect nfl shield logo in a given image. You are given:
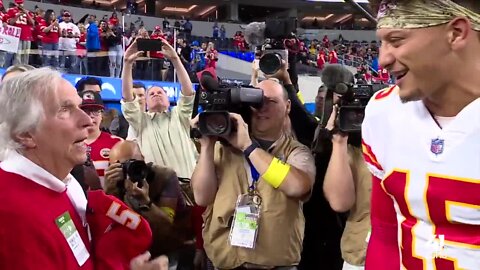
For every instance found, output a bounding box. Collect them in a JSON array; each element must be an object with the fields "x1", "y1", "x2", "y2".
[{"x1": 430, "y1": 138, "x2": 445, "y2": 155}]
